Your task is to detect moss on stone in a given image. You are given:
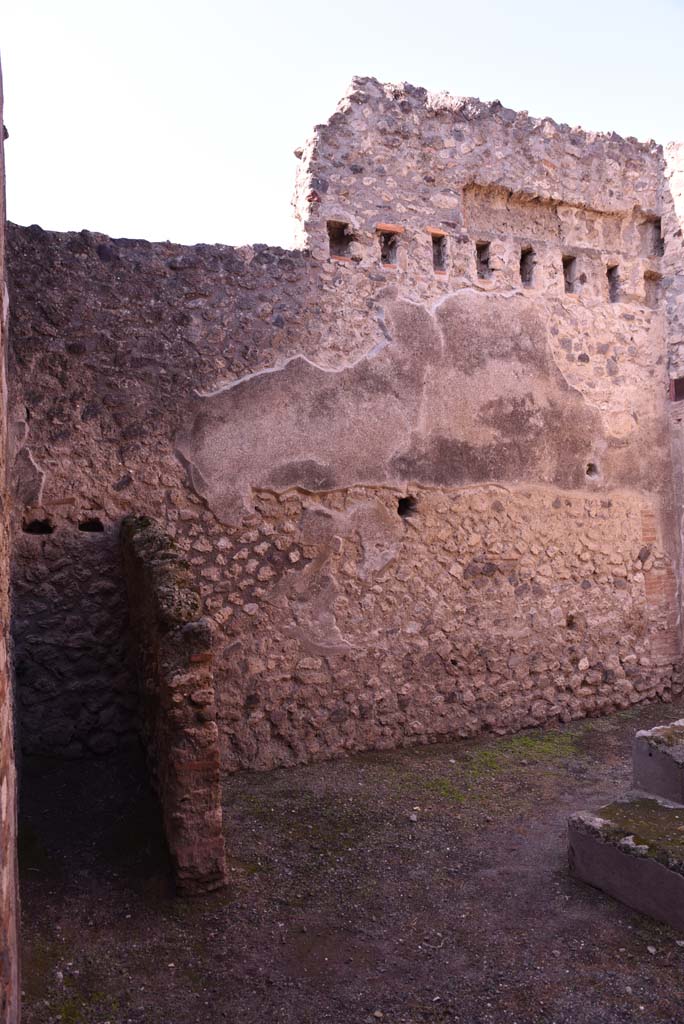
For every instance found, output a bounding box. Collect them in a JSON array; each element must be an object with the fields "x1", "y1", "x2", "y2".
[{"x1": 582, "y1": 796, "x2": 684, "y2": 874}]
